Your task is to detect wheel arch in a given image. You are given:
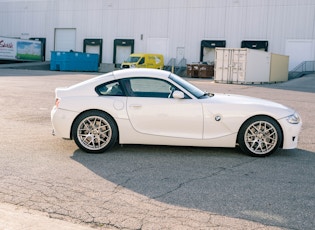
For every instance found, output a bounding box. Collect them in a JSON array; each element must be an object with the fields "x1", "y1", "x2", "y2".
[
  {"x1": 70, "y1": 109, "x2": 119, "y2": 141},
  {"x1": 236, "y1": 115, "x2": 284, "y2": 148}
]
